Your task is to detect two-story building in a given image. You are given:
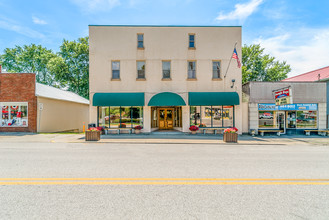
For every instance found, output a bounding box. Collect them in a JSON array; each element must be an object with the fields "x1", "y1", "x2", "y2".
[{"x1": 89, "y1": 25, "x2": 242, "y2": 133}]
